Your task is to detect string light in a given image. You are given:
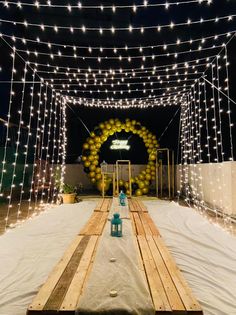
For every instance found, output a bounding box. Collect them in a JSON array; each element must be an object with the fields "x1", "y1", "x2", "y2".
[
  {"x1": 0, "y1": 0, "x2": 212, "y2": 10},
  {"x1": 0, "y1": 14, "x2": 234, "y2": 33}
]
